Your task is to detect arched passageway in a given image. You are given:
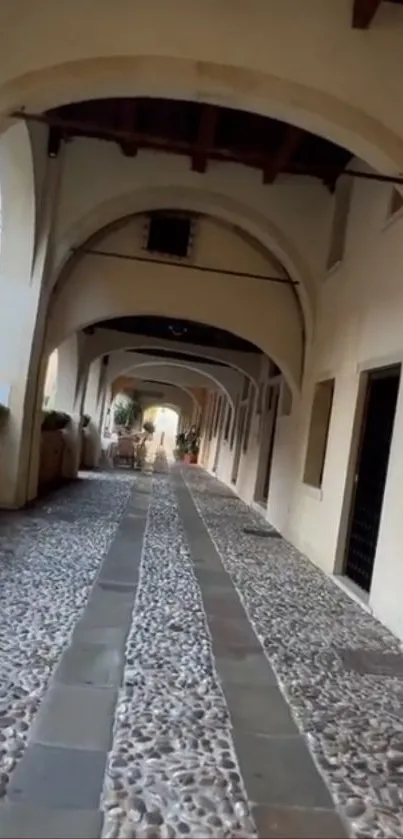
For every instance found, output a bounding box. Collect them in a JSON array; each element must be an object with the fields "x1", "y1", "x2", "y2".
[{"x1": 2, "y1": 6, "x2": 403, "y2": 838}]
